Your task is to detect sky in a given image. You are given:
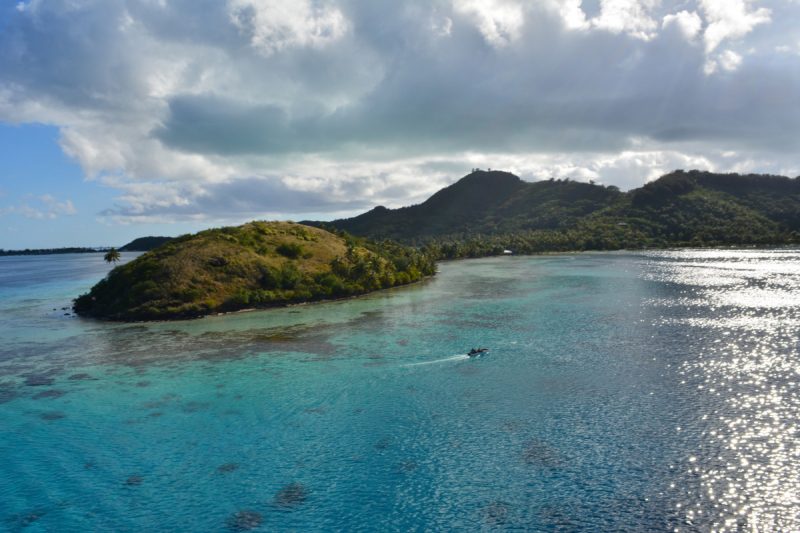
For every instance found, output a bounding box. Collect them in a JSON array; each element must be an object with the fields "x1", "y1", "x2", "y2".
[{"x1": 0, "y1": 0, "x2": 799, "y2": 249}]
